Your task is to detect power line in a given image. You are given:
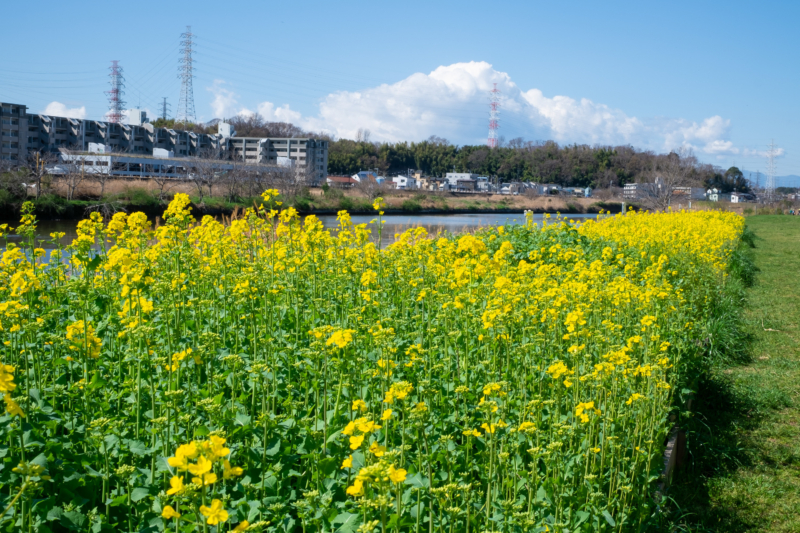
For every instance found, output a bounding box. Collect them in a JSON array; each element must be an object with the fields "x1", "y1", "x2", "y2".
[
  {"x1": 105, "y1": 60, "x2": 125, "y2": 123},
  {"x1": 176, "y1": 26, "x2": 196, "y2": 127},
  {"x1": 766, "y1": 139, "x2": 777, "y2": 200},
  {"x1": 161, "y1": 97, "x2": 171, "y2": 120}
]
